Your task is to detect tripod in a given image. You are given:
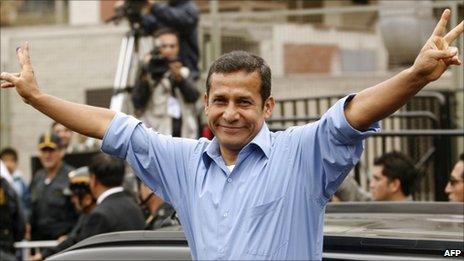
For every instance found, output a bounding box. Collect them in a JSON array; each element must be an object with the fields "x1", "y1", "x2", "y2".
[
  {"x1": 109, "y1": 28, "x2": 152, "y2": 113},
  {"x1": 109, "y1": 29, "x2": 138, "y2": 113}
]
